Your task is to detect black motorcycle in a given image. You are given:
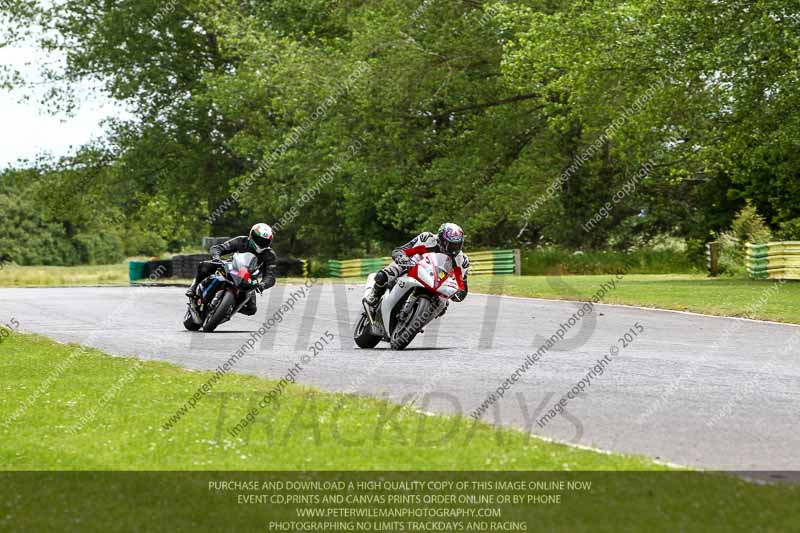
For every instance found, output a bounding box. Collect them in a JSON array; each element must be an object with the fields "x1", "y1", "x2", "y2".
[{"x1": 183, "y1": 252, "x2": 262, "y2": 332}]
